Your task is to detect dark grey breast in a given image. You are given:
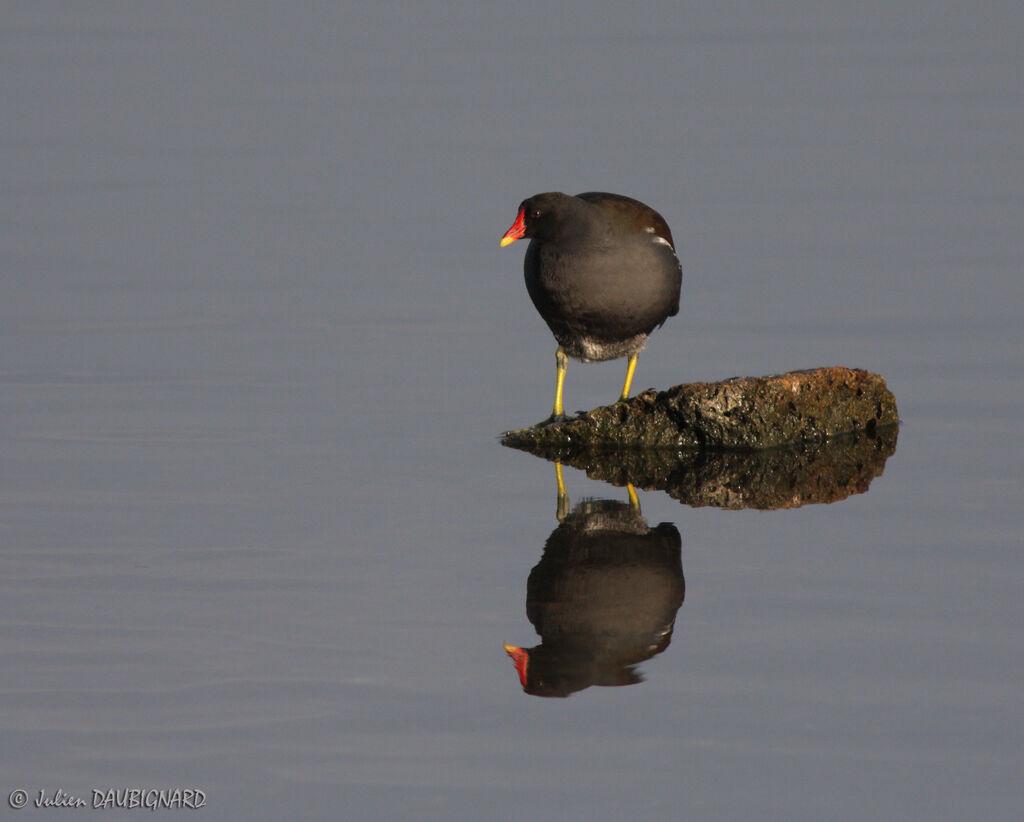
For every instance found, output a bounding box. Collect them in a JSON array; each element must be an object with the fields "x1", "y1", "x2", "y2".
[{"x1": 523, "y1": 192, "x2": 682, "y2": 361}]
